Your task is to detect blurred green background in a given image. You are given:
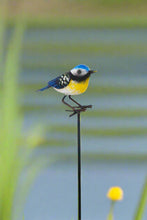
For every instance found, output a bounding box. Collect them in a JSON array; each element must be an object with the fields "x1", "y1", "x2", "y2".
[{"x1": 0, "y1": 0, "x2": 147, "y2": 220}]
